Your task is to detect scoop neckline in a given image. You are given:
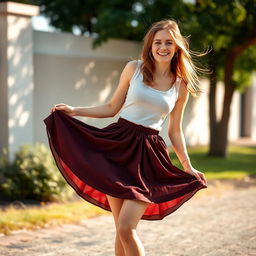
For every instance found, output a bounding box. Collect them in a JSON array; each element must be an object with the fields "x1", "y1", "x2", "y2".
[
  {"x1": 140, "y1": 74, "x2": 178, "y2": 93},
  {"x1": 136, "y1": 60, "x2": 179, "y2": 93}
]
